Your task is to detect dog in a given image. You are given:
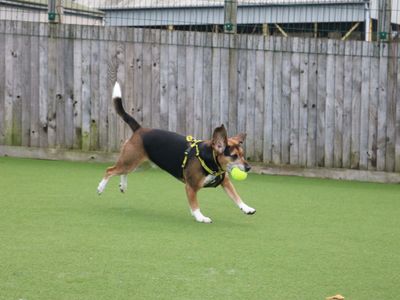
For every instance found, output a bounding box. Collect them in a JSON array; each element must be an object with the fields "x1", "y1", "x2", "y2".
[{"x1": 97, "y1": 82, "x2": 256, "y2": 223}]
